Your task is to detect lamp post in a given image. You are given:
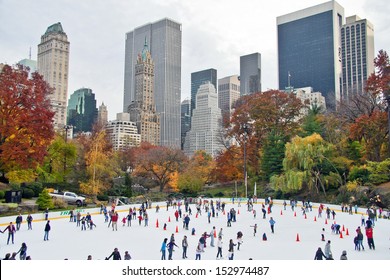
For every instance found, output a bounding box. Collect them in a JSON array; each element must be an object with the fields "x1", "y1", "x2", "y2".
[
  {"x1": 63, "y1": 125, "x2": 73, "y2": 182},
  {"x1": 242, "y1": 123, "x2": 249, "y2": 199}
]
